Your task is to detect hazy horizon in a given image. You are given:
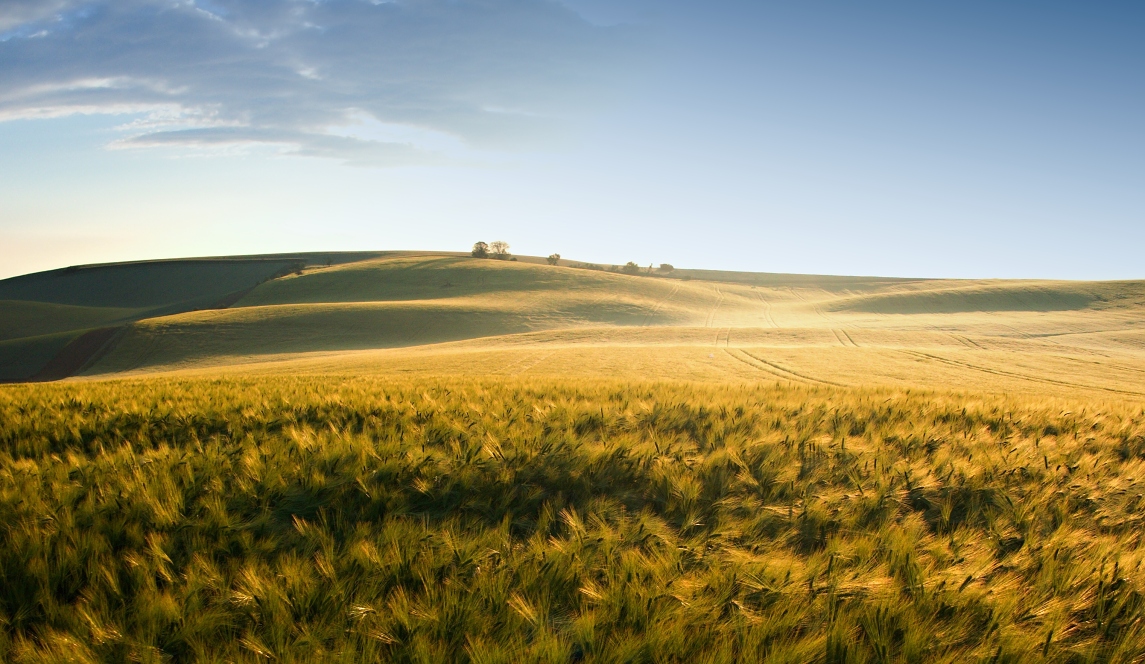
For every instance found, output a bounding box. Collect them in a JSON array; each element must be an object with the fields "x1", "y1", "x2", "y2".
[
  {"x1": 2, "y1": 247, "x2": 1140, "y2": 284},
  {"x1": 2, "y1": 1, "x2": 1142, "y2": 281}
]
